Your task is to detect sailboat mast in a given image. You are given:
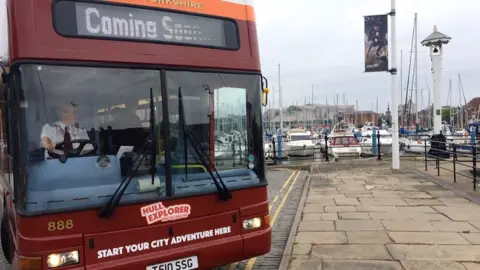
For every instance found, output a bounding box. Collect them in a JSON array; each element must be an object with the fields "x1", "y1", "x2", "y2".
[
  {"x1": 400, "y1": 50, "x2": 403, "y2": 127},
  {"x1": 326, "y1": 93, "x2": 328, "y2": 126},
  {"x1": 448, "y1": 79, "x2": 452, "y2": 126},
  {"x1": 272, "y1": 85, "x2": 275, "y2": 129},
  {"x1": 278, "y1": 64, "x2": 283, "y2": 132},
  {"x1": 311, "y1": 84, "x2": 314, "y2": 104},
  {"x1": 458, "y1": 74, "x2": 464, "y2": 126},
  {"x1": 270, "y1": 86, "x2": 274, "y2": 130},
  {"x1": 414, "y1": 13, "x2": 419, "y2": 127},
  {"x1": 458, "y1": 74, "x2": 464, "y2": 128},
  {"x1": 311, "y1": 84, "x2": 314, "y2": 128},
  {"x1": 335, "y1": 94, "x2": 339, "y2": 125},
  {"x1": 355, "y1": 100, "x2": 358, "y2": 126}
]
